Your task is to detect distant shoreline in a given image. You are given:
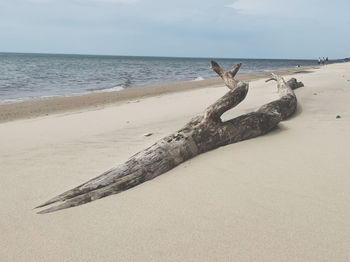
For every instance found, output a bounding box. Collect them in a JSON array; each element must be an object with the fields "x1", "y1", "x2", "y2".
[
  {"x1": 0, "y1": 65, "x2": 319, "y2": 123},
  {"x1": 0, "y1": 51, "x2": 321, "y2": 60}
]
